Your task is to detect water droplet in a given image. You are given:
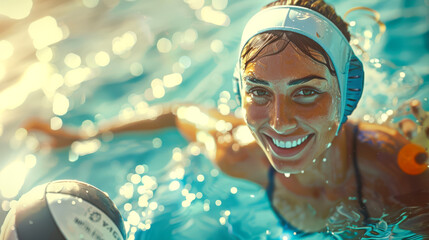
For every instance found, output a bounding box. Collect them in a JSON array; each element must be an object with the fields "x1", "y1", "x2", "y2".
[
  {"x1": 210, "y1": 169, "x2": 219, "y2": 177},
  {"x1": 203, "y1": 203, "x2": 210, "y2": 211},
  {"x1": 326, "y1": 143, "x2": 332, "y2": 149},
  {"x1": 149, "y1": 202, "x2": 158, "y2": 210},
  {"x1": 183, "y1": 199, "x2": 193, "y2": 207},
  {"x1": 135, "y1": 165, "x2": 145, "y2": 174},
  {"x1": 57, "y1": 199, "x2": 62, "y2": 204},
  {"x1": 29, "y1": 220, "x2": 33, "y2": 224},
  {"x1": 219, "y1": 216, "x2": 226, "y2": 225},
  {"x1": 197, "y1": 174, "x2": 205, "y2": 182},
  {"x1": 284, "y1": 173, "x2": 290, "y2": 178},
  {"x1": 313, "y1": 159, "x2": 316, "y2": 163},
  {"x1": 158, "y1": 205, "x2": 165, "y2": 212},
  {"x1": 323, "y1": 158, "x2": 327, "y2": 162},
  {"x1": 153, "y1": 138, "x2": 162, "y2": 148},
  {"x1": 124, "y1": 203, "x2": 132, "y2": 212}
]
